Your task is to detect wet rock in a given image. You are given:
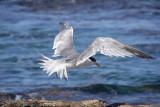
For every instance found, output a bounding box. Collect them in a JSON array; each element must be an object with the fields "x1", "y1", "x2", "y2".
[
  {"x1": 0, "y1": 92, "x2": 16, "y2": 100},
  {"x1": 118, "y1": 105, "x2": 156, "y2": 107}
]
